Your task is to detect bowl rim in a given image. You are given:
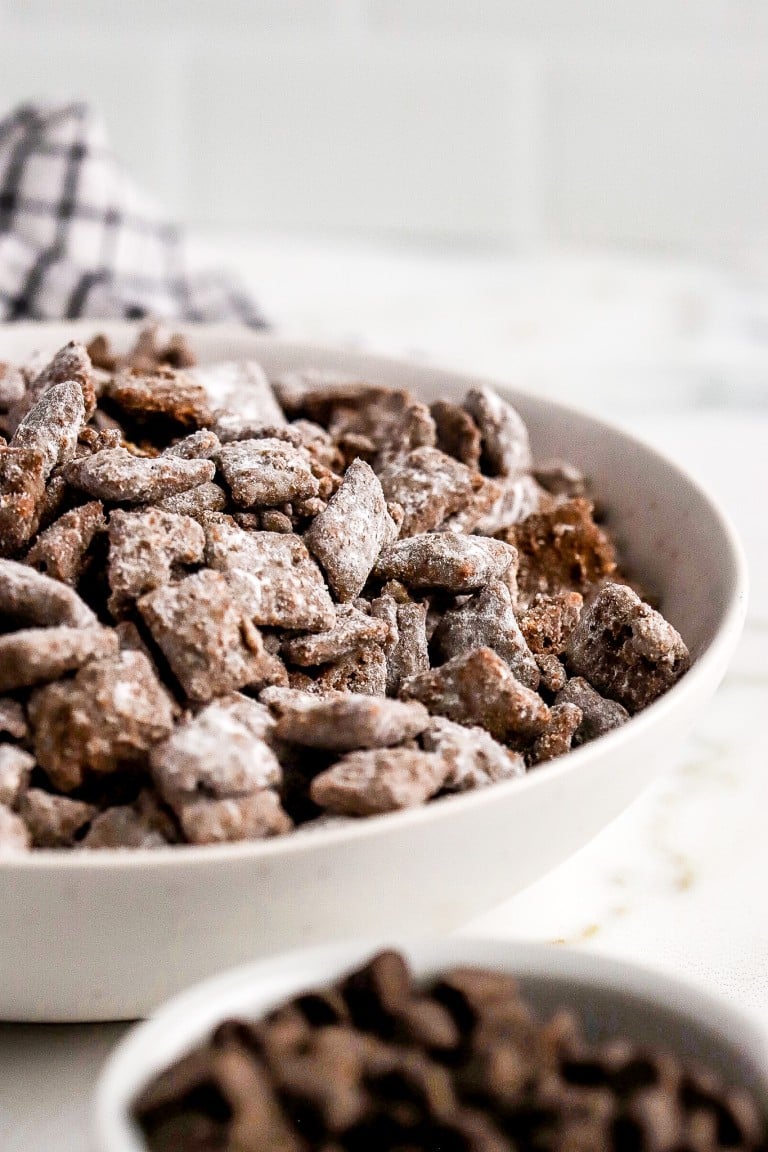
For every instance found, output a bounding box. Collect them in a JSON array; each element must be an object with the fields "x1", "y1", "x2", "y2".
[
  {"x1": 0, "y1": 325, "x2": 749, "y2": 871},
  {"x1": 93, "y1": 936, "x2": 768, "y2": 1152}
]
